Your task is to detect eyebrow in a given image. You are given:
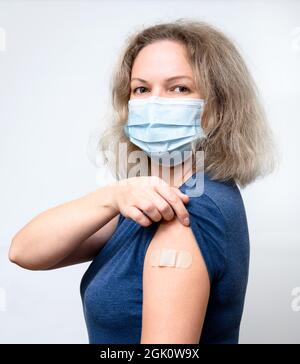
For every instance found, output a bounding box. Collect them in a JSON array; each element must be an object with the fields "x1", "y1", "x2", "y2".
[{"x1": 130, "y1": 75, "x2": 193, "y2": 83}]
